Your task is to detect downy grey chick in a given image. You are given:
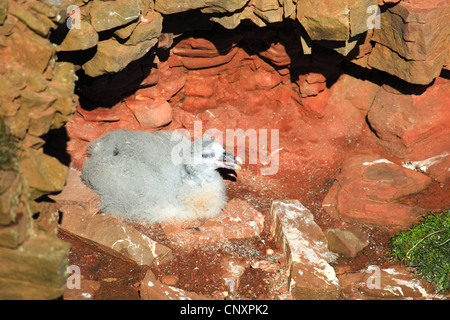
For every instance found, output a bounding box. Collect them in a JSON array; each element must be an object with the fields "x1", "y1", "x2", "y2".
[{"x1": 81, "y1": 129, "x2": 242, "y2": 224}]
